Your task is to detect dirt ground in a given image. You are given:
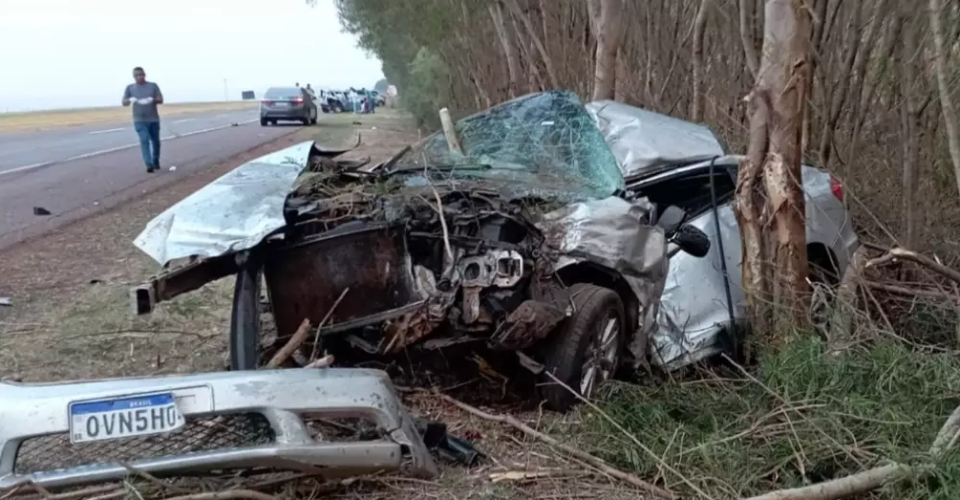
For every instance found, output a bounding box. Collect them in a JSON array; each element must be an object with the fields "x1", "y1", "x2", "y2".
[
  {"x1": 0, "y1": 110, "x2": 654, "y2": 500},
  {"x1": 0, "y1": 101, "x2": 257, "y2": 133}
]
